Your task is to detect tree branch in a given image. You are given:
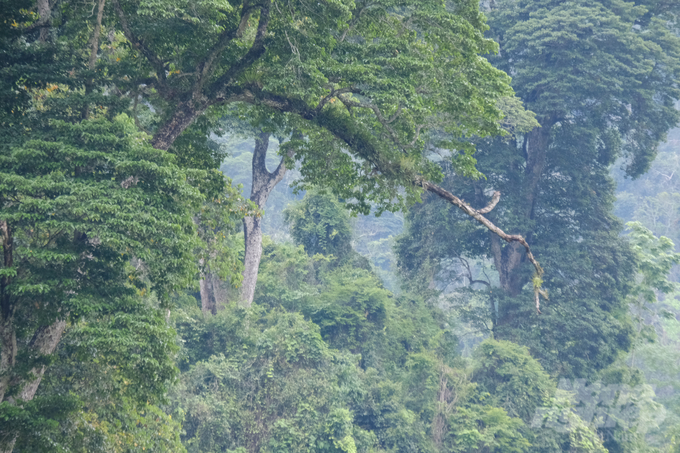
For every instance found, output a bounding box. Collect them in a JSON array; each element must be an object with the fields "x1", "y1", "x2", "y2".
[
  {"x1": 237, "y1": 90, "x2": 546, "y2": 312},
  {"x1": 314, "y1": 86, "x2": 357, "y2": 114},
  {"x1": 210, "y1": 1, "x2": 271, "y2": 96},
  {"x1": 194, "y1": 2, "x2": 260, "y2": 96},
  {"x1": 477, "y1": 191, "x2": 501, "y2": 214},
  {"x1": 113, "y1": 0, "x2": 167, "y2": 91},
  {"x1": 453, "y1": 252, "x2": 490, "y2": 288},
  {"x1": 151, "y1": 82, "x2": 547, "y2": 313},
  {"x1": 416, "y1": 179, "x2": 545, "y2": 313}
]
